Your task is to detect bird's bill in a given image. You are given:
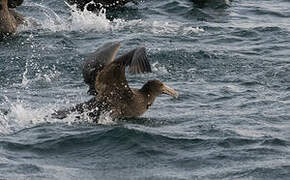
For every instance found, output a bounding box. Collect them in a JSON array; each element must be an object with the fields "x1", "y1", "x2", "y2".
[{"x1": 162, "y1": 84, "x2": 179, "y2": 98}]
